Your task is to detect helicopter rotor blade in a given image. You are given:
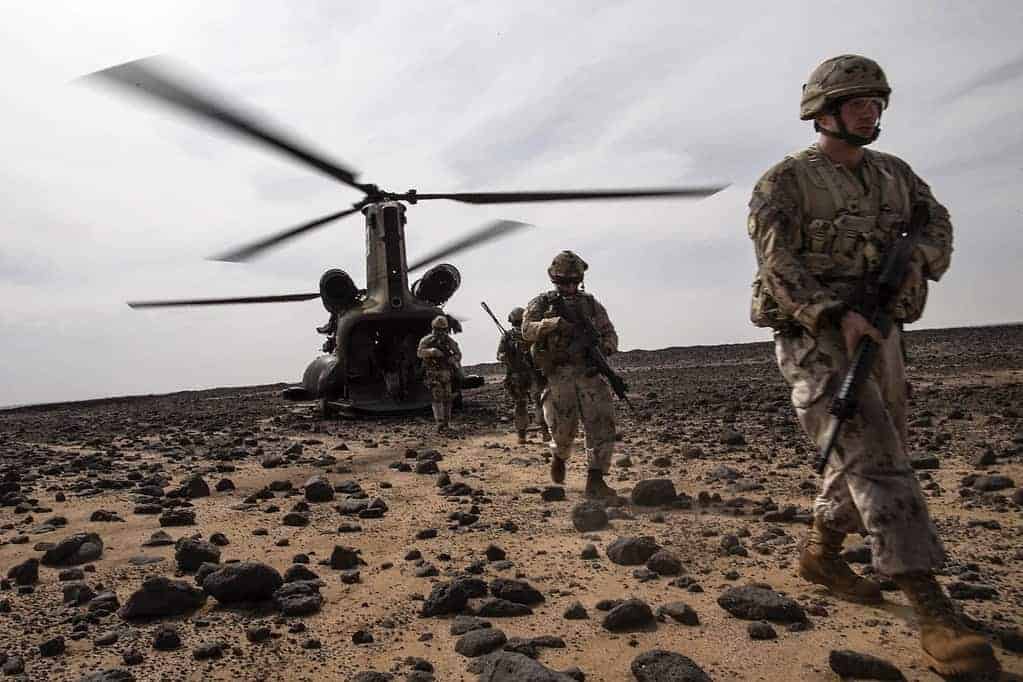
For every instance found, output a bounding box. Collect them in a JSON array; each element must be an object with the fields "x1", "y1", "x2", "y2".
[
  {"x1": 406, "y1": 220, "x2": 531, "y2": 274},
  {"x1": 128, "y1": 293, "x2": 320, "y2": 309},
  {"x1": 411, "y1": 185, "x2": 728, "y2": 204},
  {"x1": 83, "y1": 57, "x2": 365, "y2": 192},
  {"x1": 211, "y1": 205, "x2": 365, "y2": 262}
]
